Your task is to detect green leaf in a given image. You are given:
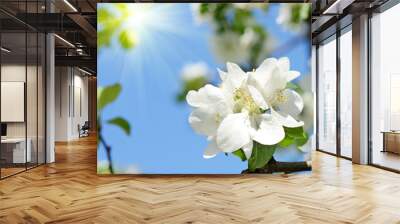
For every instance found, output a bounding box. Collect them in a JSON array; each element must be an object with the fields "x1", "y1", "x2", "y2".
[
  {"x1": 98, "y1": 8, "x2": 112, "y2": 24},
  {"x1": 284, "y1": 127, "x2": 309, "y2": 147},
  {"x1": 97, "y1": 164, "x2": 111, "y2": 174},
  {"x1": 278, "y1": 135, "x2": 295, "y2": 148},
  {"x1": 98, "y1": 28, "x2": 113, "y2": 48},
  {"x1": 248, "y1": 142, "x2": 276, "y2": 172},
  {"x1": 286, "y1": 82, "x2": 303, "y2": 94},
  {"x1": 176, "y1": 77, "x2": 207, "y2": 102},
  {"x1": 232, "y1": 149, "x2": 246, "y2": 161},
  {"x1": 115, "y1": 3, "x2": 129, "y2": 17},
  {"x1": 98, "y1": 6, "x2": 123, "y2": 49},
  {"x1": 97, "y1": 87, "x2": 104, "y2": 100},
  {"x1": 300, "y1": 4, "x2": 311, "y2": 20},
  {"x1": 199, "y1": 3, "x2": 209, "y2": 14},
  {"x1": 119, "y1": 30, "x2": 136, "y2": 49},
  {"x1": 295, "y1": 131, "x2": 309, "y2": 146},
  {"x1": 98, "y1": 83, "x2": 122, "y2": 111},
  {"x1": 107, "y1": 117, "x2": 131, "y2": 135},
  {"x1": 284, "y1": 126, "x2": 305, "y2": 138}
]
